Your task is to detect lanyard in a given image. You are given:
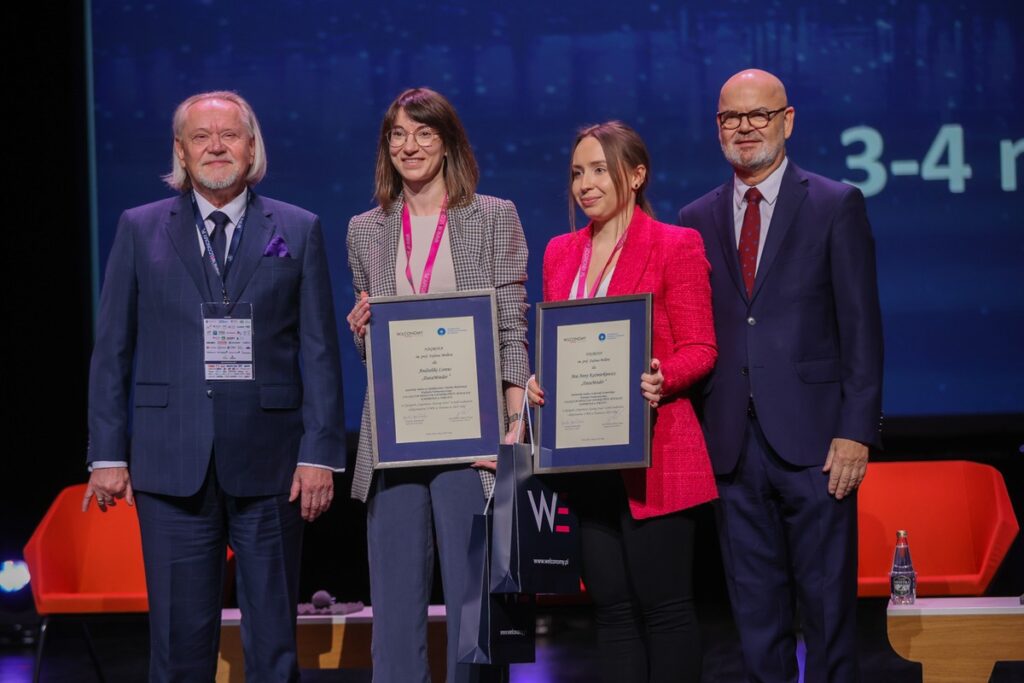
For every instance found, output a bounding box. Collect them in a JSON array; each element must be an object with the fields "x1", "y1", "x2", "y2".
[
  {"x1": 575, "y1": 227, "x2": 628, "y2": 299},
  {"x1": 401, "y1": 194, "x2": 449, "y2": 294},
  {"x1": 191, "y1": 191, "x2": 250, "y2": 304}
]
